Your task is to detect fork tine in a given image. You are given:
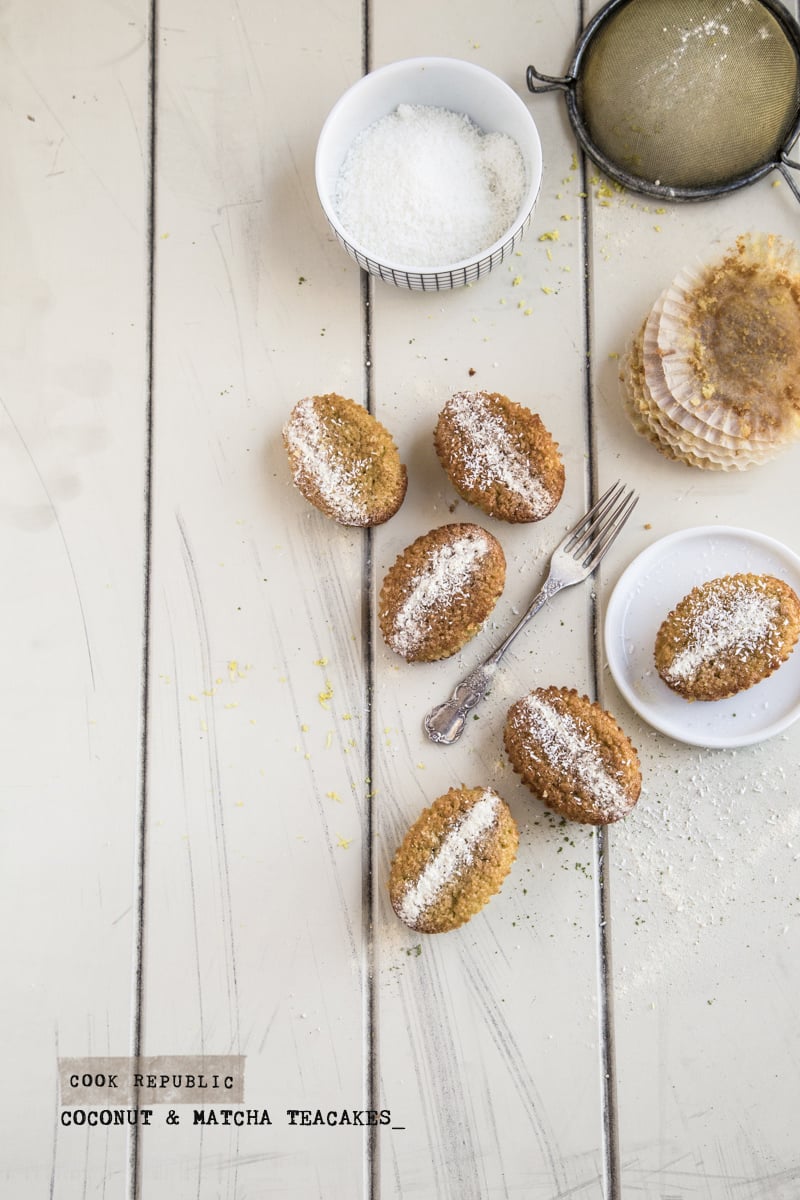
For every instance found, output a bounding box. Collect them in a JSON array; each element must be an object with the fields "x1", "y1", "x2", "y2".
[
  {"x1": 562, "y1": 480, "x2": 624, "y2": 553},
  {"x1": 579, "y1": 487, "x2": 638, "y2": 566}
]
